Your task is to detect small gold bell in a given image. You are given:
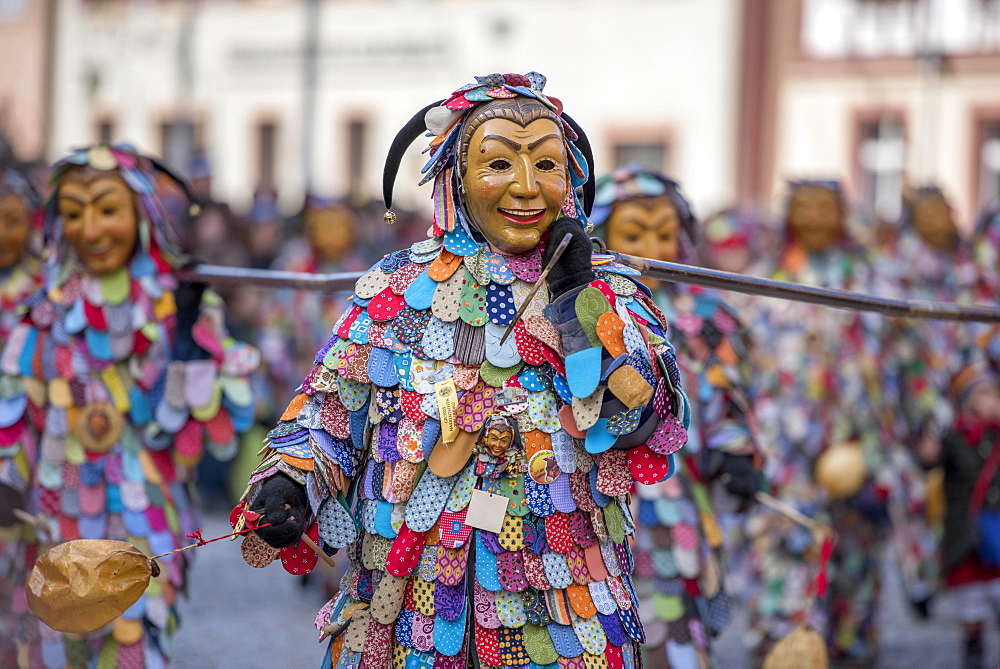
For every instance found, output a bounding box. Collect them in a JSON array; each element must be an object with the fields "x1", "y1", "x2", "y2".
[{"x1": 383, "y1": 210, "x2": 397, "y2": 225}]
